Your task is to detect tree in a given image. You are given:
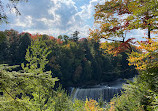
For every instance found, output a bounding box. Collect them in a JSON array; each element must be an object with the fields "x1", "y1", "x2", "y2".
[
  {"x1": 18, "y1": 32, "x2": 31, "y2": 64},
  {"x1": 92, "y1": 0, "x2": 158, "y2": 40},
  {"x1": 90, "y1": 0, "x2": 158, "y2": 56},
  {"x1": 0, "y1": 36, "x2": 58, "y2": 110},
  {"x1": 106, "y1": 38, "x2": 158, "y2": 111},
  {"x1": 126, "y1": 0, "x2": 158, "y2": 39},
  {"x1": 21, "y1": 36, "x2": 53, "y2": 75},
  {"x1": 128, "y1": 38, "x2": 158, "y2": 70},
  {"x1": 57, "y1": 35, "x2": 69, "y2": 44},
  {"x1": 4, "y1": 29, "x2": 20, "y2": 65},
  {"x1": 0, "y1": 0, "x2": 28, "y2": 43},
  {"x1": 72, "y1": 31, "x2": 79, "y2": 42},
  {"x1": 0, "y1": 31, "x2": 6, "y2": 43},
  {"x1": 0, "y1": 31, "x2": 8, "y2": 63},
  {"x1": 91, "y1": 2, "x2": 158, "y2": 110},
  {"x1": 94, "y1": 1, "x2": 158, "y2": 110},
  {"x1": 0, "y1": 0, "x2": 28, "y2": 24}
]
